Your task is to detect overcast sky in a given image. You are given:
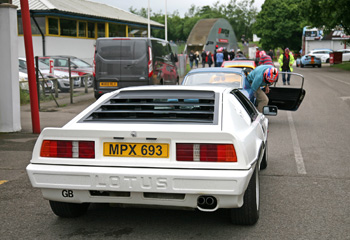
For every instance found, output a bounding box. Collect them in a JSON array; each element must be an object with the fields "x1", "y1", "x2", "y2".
[{"x1": 89, "y1": 0, "x2": 265, "y2": 17}]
